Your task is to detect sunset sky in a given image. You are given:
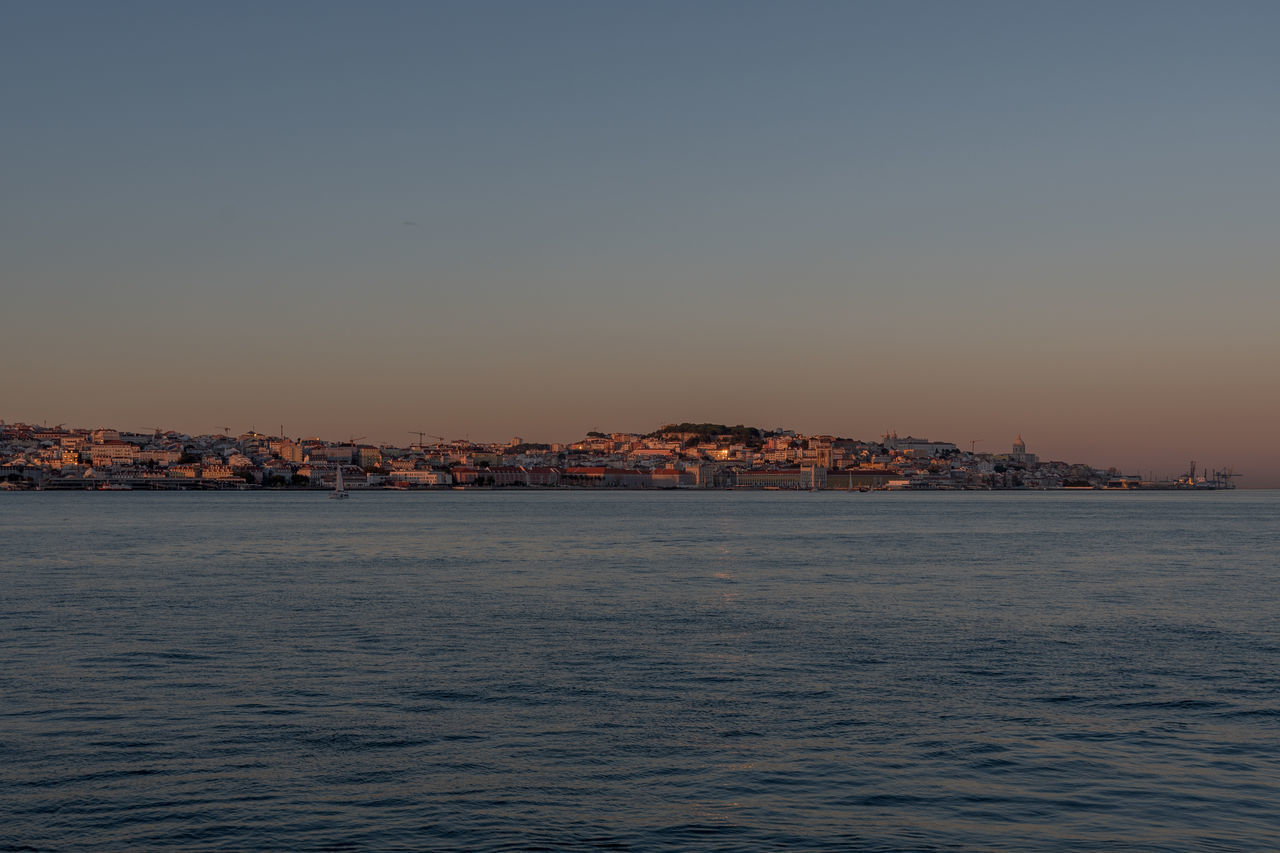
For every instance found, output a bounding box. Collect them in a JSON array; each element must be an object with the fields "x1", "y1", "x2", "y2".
[{"x1": 4, "y1": 2, "x2": 1277, "y2": 485}]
